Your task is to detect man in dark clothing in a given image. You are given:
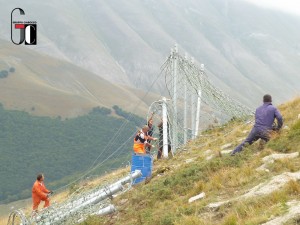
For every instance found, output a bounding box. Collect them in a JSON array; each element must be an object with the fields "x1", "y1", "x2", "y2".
[
  {"x1": 231, "y1": 94, "x2": 283, "y2": 156},
  {"x1": 145, "y1": 112, "x2": 155, "y2": 154}
]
